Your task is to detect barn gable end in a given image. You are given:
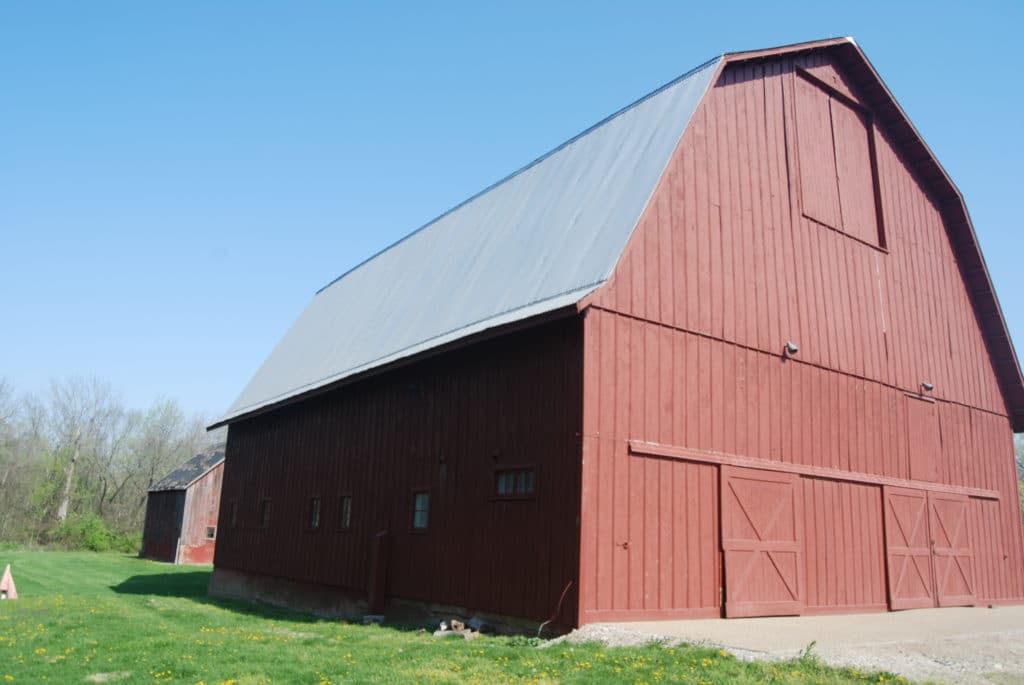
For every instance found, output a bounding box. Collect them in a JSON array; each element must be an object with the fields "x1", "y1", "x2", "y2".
[{"x1": 577, "y1": 41, "x2": 1024, "y2": 623}]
